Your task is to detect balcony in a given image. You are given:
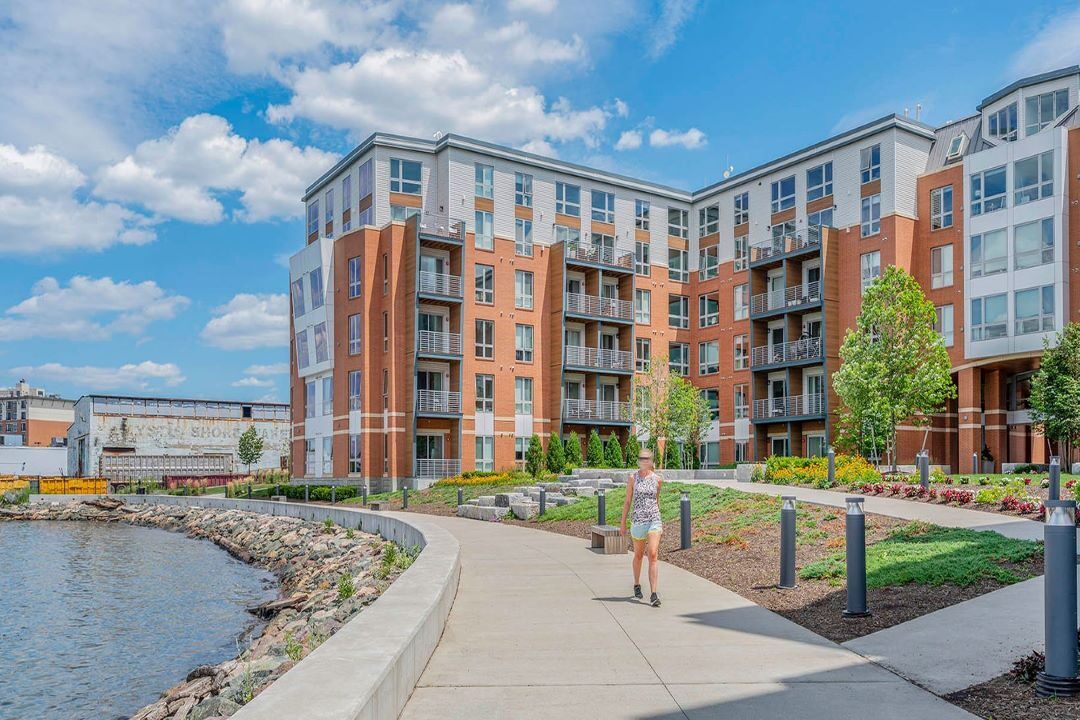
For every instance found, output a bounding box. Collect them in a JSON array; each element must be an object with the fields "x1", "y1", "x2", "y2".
[
  {"x1": 418, "y1": 330, "x2": 462, "y2": 357},
  {"x1": 751, "y1": 336, "x2": 822, "y2": 368},
  {"x1": 565, "y1": 292, "x2": 633, "y2": 323},
  {"x1": 752, "y1": 393, "x2": 825, "y2": 422},
  {"x1": 564, "y1": 345, "x2": 633, "y2": 373},
  {"x1": 749, "y1": 226, "x2": 822, "y2": 267},
  {"x1": 416, "y1": 212, "x2": 466, "y2": 246},
  {"x1": 565, "y1": 241, "x2": 634, "y2": 272},
  {"x1": 562, "y1": 398, "x2": 633, "y2": 424},
  {"x1": 418, "y1": 271, "x2": 463, "y2": 301},
  {"x1": 750, "y1": 281, "x2": 821, "y2": 316},
  {"x1": 416, "y1": 389, "x2": 462, "y2": 416},
  {"x1": 414, "y1": 458, "x2": 461, "y2": 480}
]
